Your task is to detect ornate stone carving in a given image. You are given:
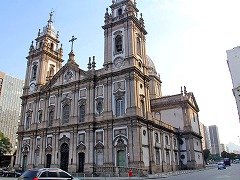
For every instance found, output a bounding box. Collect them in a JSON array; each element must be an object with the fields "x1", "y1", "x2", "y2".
[{"x1": 59, "y1": 135, "x2": 70, "y2": 145}]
